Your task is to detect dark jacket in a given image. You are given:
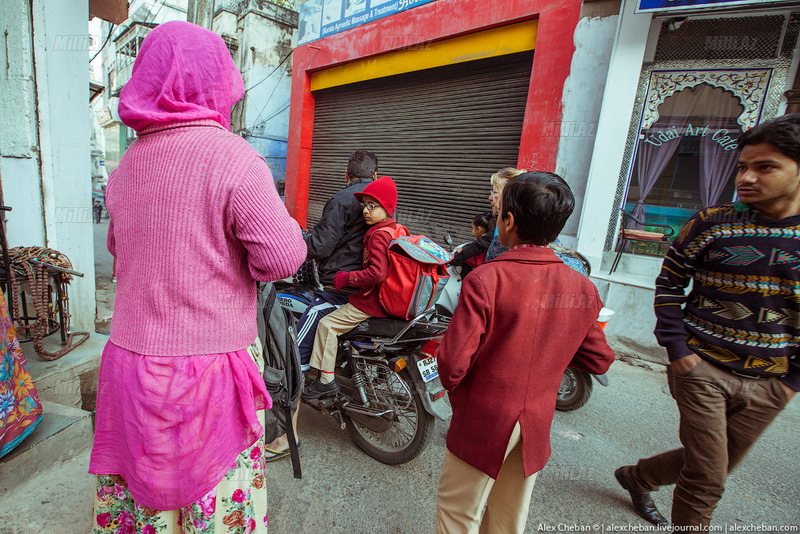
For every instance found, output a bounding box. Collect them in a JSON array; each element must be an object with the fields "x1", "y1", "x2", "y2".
[
  {"x1": 485, "y1": 227, "x2": 509, "y2": 261},
  {"x1": 450, "y1": 232, "x2": 492, "y2": 266},
  {"x1": 304, "y1": 178, "x2": 372, "y2": 286},
  {"x1": 451, "y1": 232, "x2": 492, "y2": 277},
  {"x1": 344, "y1": 218, "x2": 409, "y2": 317},
  {"x1": 438, "y1": 246, "x2": 614, "y2": 478}
]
